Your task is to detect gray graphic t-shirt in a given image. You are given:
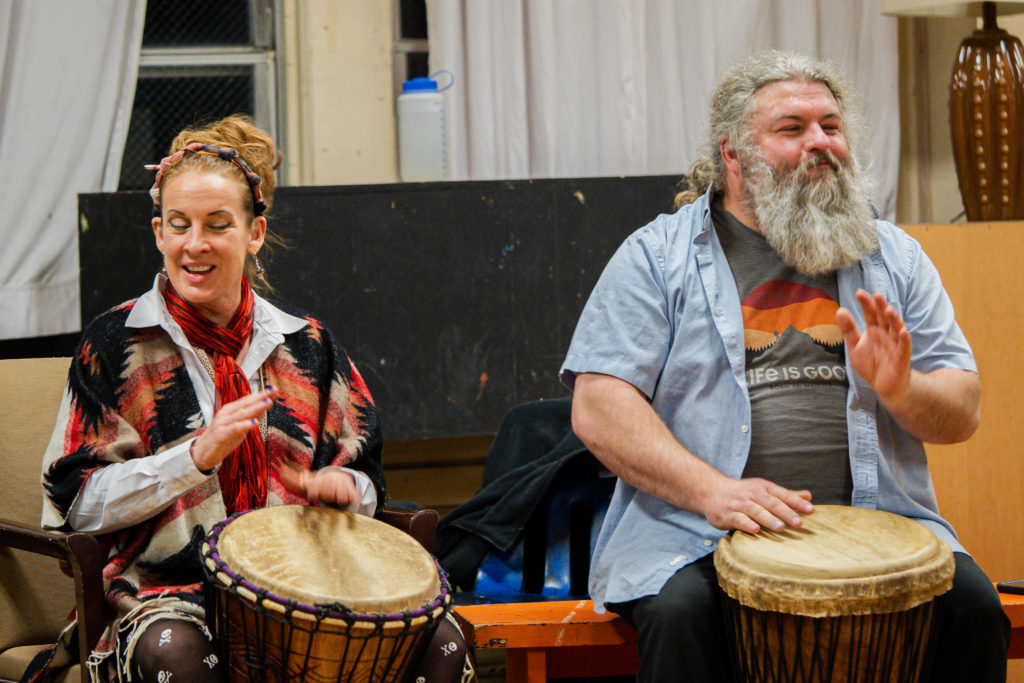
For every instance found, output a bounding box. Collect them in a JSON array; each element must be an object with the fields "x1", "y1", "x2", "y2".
[{"x1": 712, "y1": 201, "x2": 853, "y2": 505}]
